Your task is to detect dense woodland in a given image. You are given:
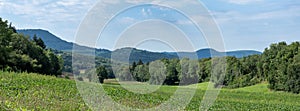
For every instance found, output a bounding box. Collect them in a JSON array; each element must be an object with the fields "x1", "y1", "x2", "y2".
[
  {"x1": 0, "y1": 18, "x2": 63, "y2": 76},
  {"x1": 109, "y1": 41, "x2": 299, "y2": 93},
  {"x1": 0, "y1": 17, "x2": 299, "y2": 94},
  {"x1": 110, "y1": 41, "x2": 299, "y2": 93}
]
